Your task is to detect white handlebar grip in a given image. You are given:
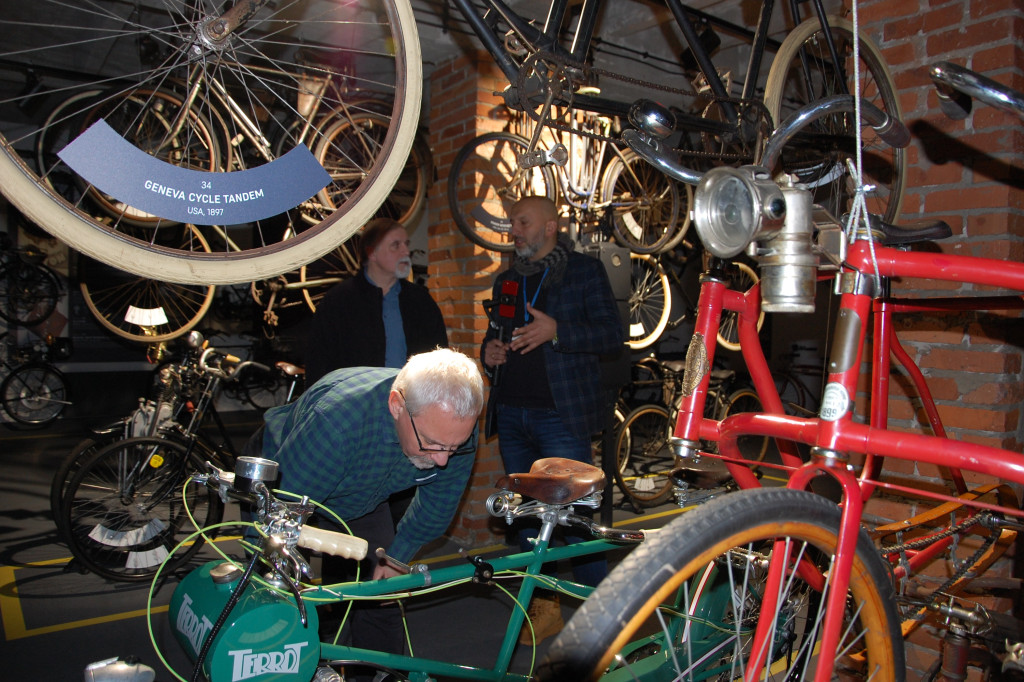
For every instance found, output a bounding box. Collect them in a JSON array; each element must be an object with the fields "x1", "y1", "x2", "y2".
[{"x1": 298, "y1": 526, "x2": 368, "y2": 560}]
